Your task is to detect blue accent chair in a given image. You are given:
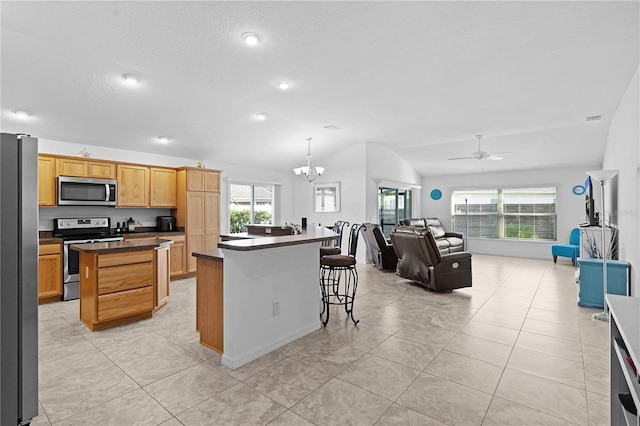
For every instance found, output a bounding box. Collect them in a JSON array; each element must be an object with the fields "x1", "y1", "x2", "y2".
[{"x1": 552, "y1": 228, "x2": 580, "y2": 265}]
